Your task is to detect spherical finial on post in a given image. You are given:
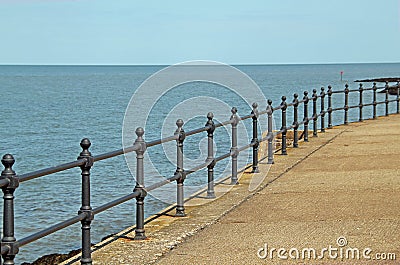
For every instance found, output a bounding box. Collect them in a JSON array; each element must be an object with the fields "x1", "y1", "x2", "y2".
[
  {"x1": 135, "y1": 127, "x2": 144, "y2": 139},
  {"x1": 304, "y1": 91, "x2": 308, "y2": 96},
  {"x1": 313, "y1": 89, "x2": 317, "y2": 94},
  {"x1": 345, "y1": 83, "x2": 349, "y2": 89},
  {"x1": 281, "y1": 96, "x2": 286, "y2": 102},
  {"x1": 1, "y1": 154, "x2": 15, "y2": 169},
  {"x1": 176, "y1": 119, "x2": 184, "y2": 129},
  {"x1": 80, "y1": 138, "x2": 91, "y2": 157},
  {"x1": 252, "y1": 102, "x2": 259, "y2": 118},
  {"x1": 1, "y1": 154, "x2": 15, "y2": 176},
  {"x1": 321, "y1": 87, "x2": 325, "y2": 92},
  {"x1": 207, "y1": 112, "x2": 214, "y2": 120},
  {"x1": 294, "y1": 93, "x2": 298, "y2": 99},
  {"x1": 80, "y1": 138, "x2": 91, "y2": 150},
  {"x1": 231, "y1": 107, "x2": 237, "y2": 115},
  {"x1": 266, "y1": 99, "x2": 273, "y2": 114},
  {"x1": 359, "y1": 83, "x2": 363, "y2": 89}
]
